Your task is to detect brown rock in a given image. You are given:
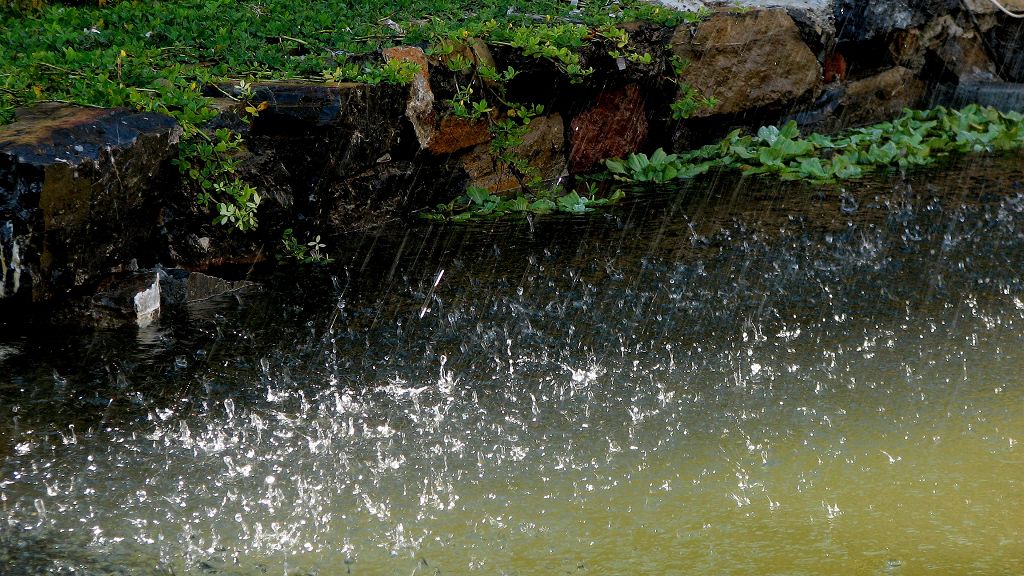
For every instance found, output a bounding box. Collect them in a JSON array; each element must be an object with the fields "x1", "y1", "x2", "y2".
[
  {"x1": 890, "y1": 16, "x2": 997, "y2": 81},
  {"x1": 845, "y1": 67, "x2": 925, "y2": 116},
  {"x1": 461, "y1": 113, "x2": 566, "y2": 193},
  {"x1": 384, "y1": 45, "x2": 492, "y2": 154},
  {"x1": 888, "y1": 28, "x2": 924, "y2": 71},
  {"x1": 383, "y1": 46, "x2": 436, "y2": 147},
  {"x1": 670, "y1": 9, "x2": 820, "y2": 116},
  {"x1": 937, "y1": 33, "x2": 998, "y2": 80},
  {"x1": 568, "y1": 84, "x2": 648, "y2": 173},
  {"x1": 830, "y1": 67, "x2": 926, "y2": 131},
  {"x1": 428, "y1": 115, "x2": 491, "y2": 155},
  {"x1": 468, "y1": 38, "x2": 497, "y2": 70}
]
